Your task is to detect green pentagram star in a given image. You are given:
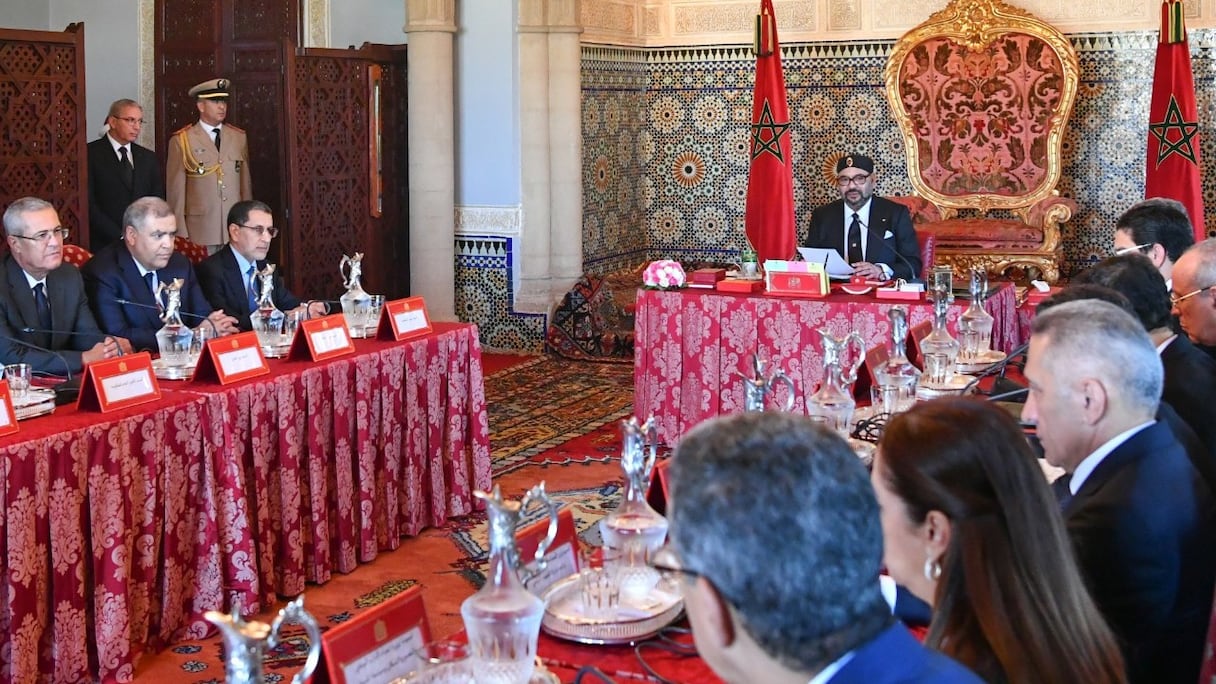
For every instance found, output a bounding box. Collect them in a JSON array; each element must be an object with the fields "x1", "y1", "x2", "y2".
[
  {"x1": 1149, "y1": 94, "x2": 1200, "y2": 167},
  {"x1": 750, "y1": 99, "x2": 791, "y2": 163}
]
